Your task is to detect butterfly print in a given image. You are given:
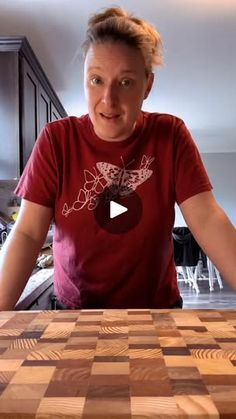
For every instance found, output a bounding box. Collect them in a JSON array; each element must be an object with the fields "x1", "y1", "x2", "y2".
[
  {"x1": 62, "y1": 155, "x2": 155, "y2": 217},
  {"x1": 96, "y1": 155, "x2": 155, "y2": 197}
]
